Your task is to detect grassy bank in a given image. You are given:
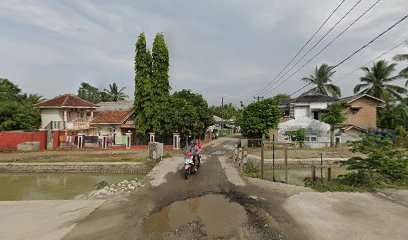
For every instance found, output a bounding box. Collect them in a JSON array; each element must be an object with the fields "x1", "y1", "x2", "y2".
[{"x1": 246, "y1": 147, "x2": 364, "y2": 159}]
